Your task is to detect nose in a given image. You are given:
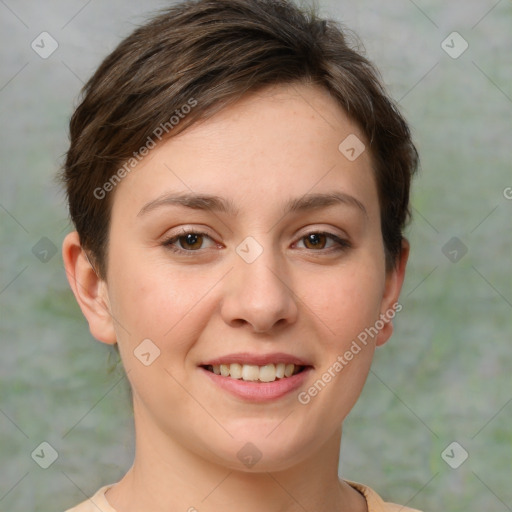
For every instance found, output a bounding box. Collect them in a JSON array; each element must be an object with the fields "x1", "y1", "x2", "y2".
[{"x1": 220, "y1": 240, "x2": 299, "y2": 334}]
